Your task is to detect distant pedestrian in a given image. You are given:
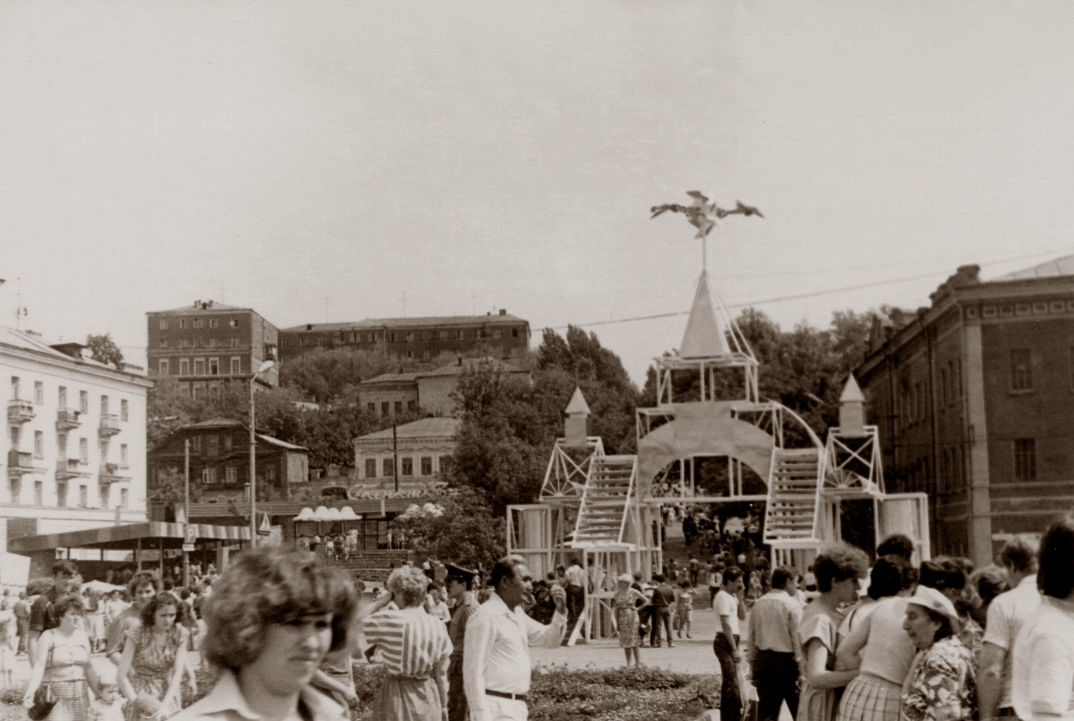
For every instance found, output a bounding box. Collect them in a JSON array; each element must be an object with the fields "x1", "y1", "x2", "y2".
[
  {"x1": 13, "y1": 591, "x2": 29, "y2": 655},
  {"x1": 613, "y1": 573, "x2": 647, "y2": 667},
  {"x1": 445, "y1": 564, "x2": 479, "y2": 721},
  {"x1": 649, "y1": 575, "x2": 675, "y2": 648}
]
